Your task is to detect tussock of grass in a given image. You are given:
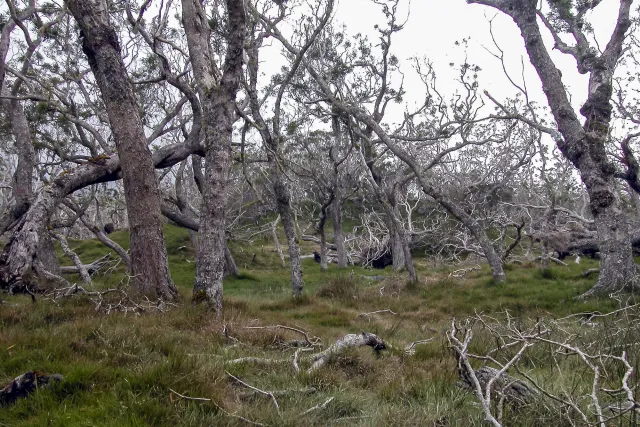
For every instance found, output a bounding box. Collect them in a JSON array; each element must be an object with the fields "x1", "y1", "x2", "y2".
[
  {"x1": 1, "y1": 225, "x2": 635, "y2": 426},
  {"x1": 317, "y1": 273, "x2": 360, "y2": 300}
]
